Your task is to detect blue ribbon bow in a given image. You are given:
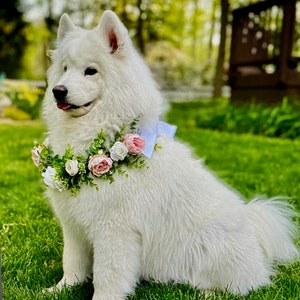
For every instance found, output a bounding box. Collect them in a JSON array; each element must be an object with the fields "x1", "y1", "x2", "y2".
[{"x1": 140, "y1": 121, "x2": 177, "y2": 158}]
